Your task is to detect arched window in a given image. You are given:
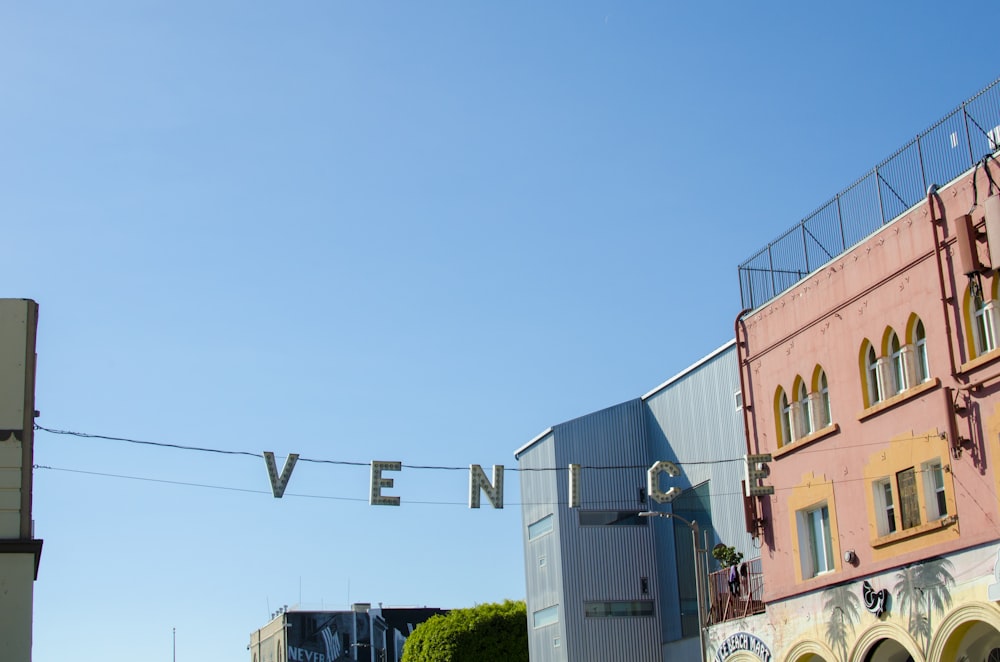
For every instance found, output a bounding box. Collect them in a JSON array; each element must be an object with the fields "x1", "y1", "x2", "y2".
[
  {"x1": 797, "y1": 380, "x2": 813, "y2": 437},
  {"x1": 865, "y1": 343, "x2": 883, "y2": 405},
  {"x1": 777, "y1": 388, "x2": 792, "y2": 447},
  {"x1": 816, "y1": 368, "x2": 831, "y2": 429},
  {"x1": 913, "y1": 318, "x2": 929, "y2": 383},
  {"x1": 975, "y1": 295, "x2": 997, "y2": 355},
  {"x1": 889, "y1": 330, "x2": 906, "y2": 395}
]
